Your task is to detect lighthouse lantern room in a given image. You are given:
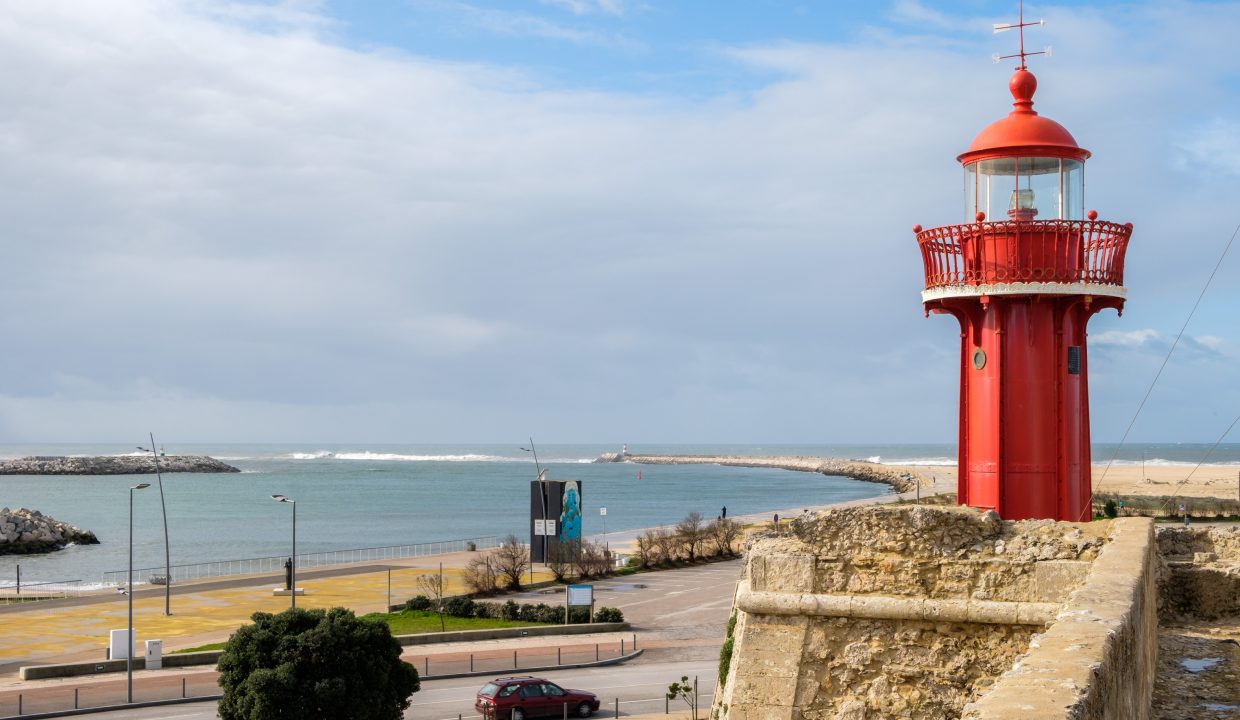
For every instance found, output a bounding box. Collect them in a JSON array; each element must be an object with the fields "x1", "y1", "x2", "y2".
[{"x1": 914, "y1": 9, "x2": 1133, "y2": 521}]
